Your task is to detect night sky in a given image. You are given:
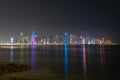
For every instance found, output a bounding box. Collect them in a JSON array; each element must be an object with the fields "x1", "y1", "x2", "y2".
[{"x1": 0, "y1": 0, "x2": 120, "y2": 42}]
